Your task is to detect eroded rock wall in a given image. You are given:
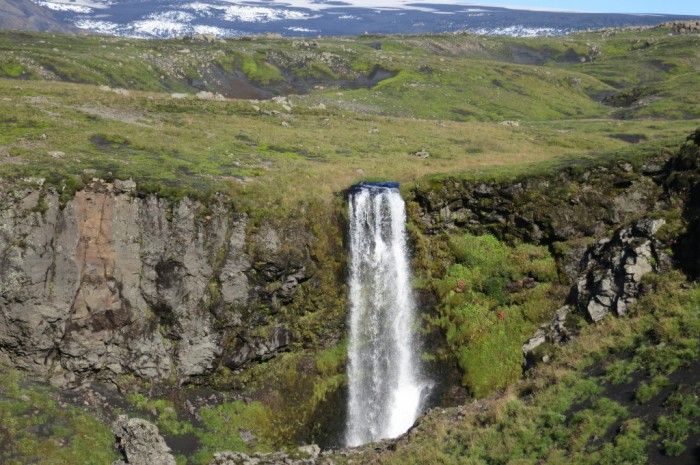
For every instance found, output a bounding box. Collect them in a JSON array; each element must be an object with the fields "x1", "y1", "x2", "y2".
[{"x1": 0, "y1": 180, "x2": 345, "y2": 388}]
